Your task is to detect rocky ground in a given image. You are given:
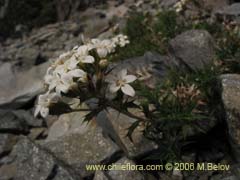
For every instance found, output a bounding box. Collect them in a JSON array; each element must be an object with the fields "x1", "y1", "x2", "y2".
[{"x1": 1, "y1": 0, "x2": 240, "y2": 180}]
